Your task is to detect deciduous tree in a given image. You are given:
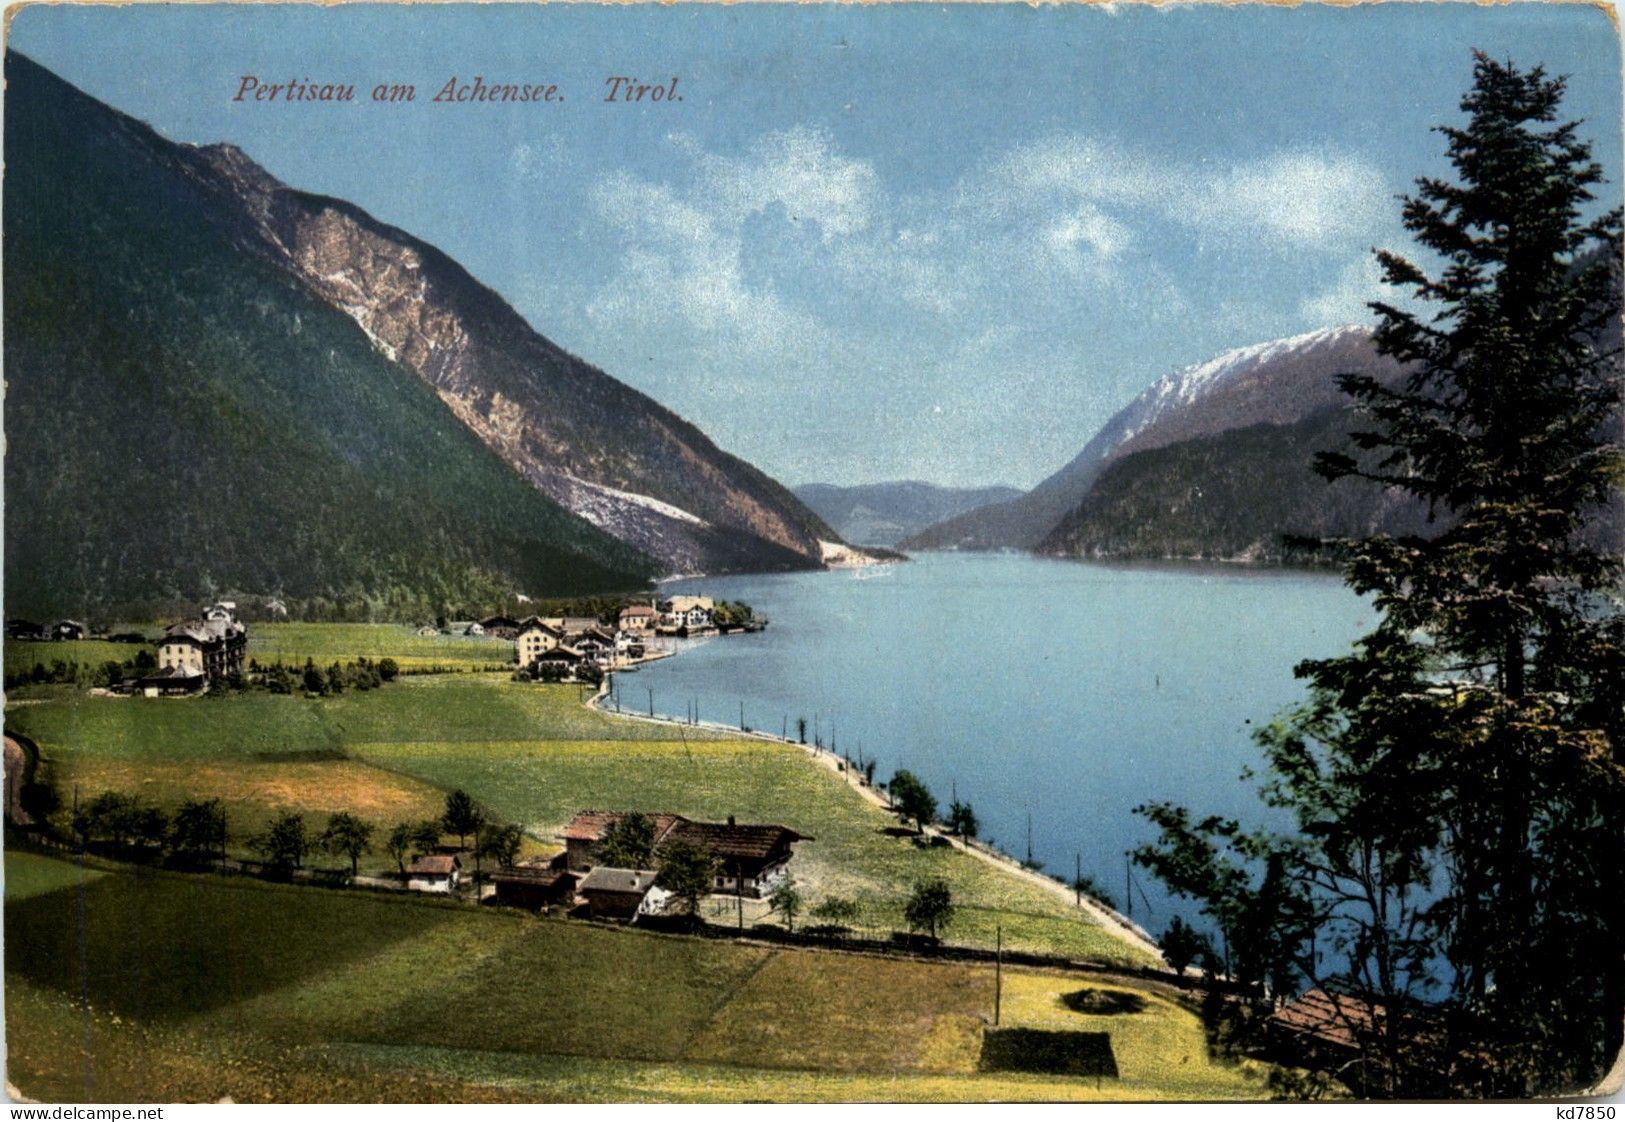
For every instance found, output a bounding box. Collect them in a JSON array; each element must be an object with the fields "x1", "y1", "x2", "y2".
[
  {"x1": 320, "y1": 812, "x2": 374, "y2": 877},
  {"x1": 903, "y1": 878, "x2": 954, "y2": 942},
  {"x1": 888, "y1": 770, "x2": 936, "y2": 834}
]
